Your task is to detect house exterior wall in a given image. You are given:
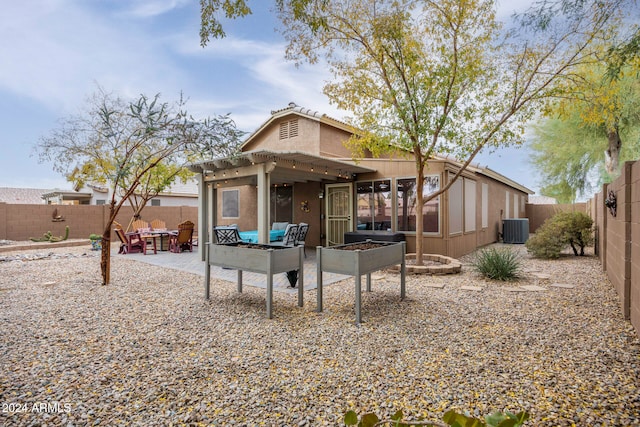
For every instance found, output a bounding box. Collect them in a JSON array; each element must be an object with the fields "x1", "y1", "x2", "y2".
[
  {"x1": 208, "y1": 107, "x2": 532, "y2": 258},
  {"x1": 242, "y1": 117, "x2": 322, "y2": 155},
  {"x1": 319, "y1": 123, "x2": 355, "y2": 158}
]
